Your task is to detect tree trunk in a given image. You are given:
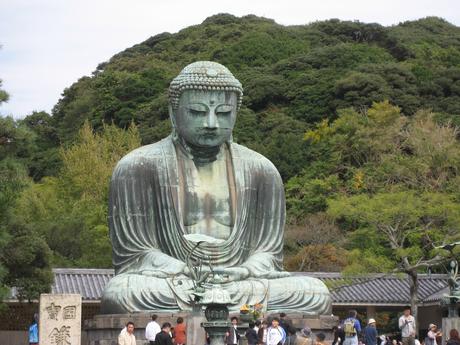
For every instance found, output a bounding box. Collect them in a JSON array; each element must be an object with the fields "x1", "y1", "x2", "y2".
[{"x1": 407, "y1": 270, "x2": 419, "y2": 333}]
